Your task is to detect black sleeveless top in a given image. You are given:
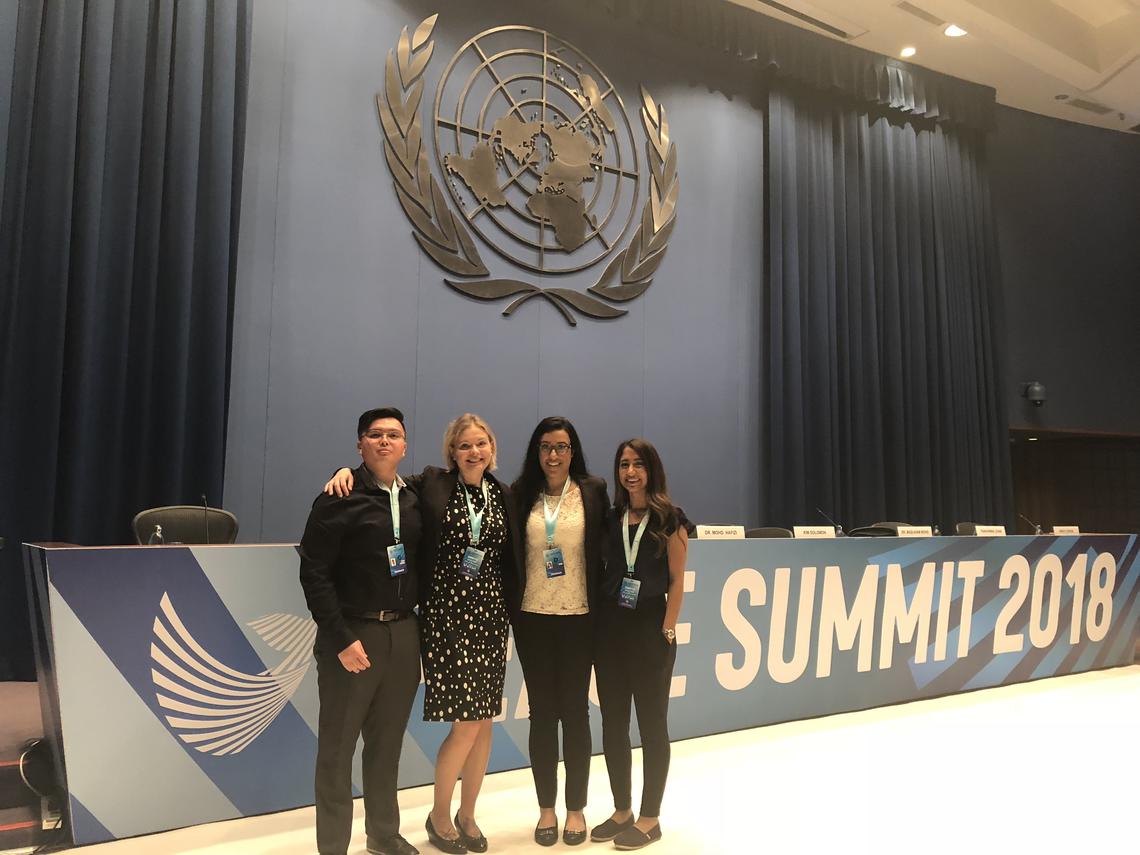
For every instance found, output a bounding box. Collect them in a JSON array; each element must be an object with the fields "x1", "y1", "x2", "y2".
[{"x1": 600, "y1": 506, "x2": 687, "y2": 603}]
